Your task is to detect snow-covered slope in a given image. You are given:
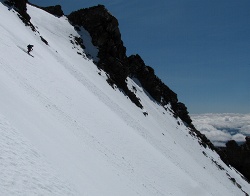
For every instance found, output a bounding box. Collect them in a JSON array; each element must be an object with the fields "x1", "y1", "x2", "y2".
[{"x1": 0, "y1": 2, "x2": 249, "y2": 195}]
